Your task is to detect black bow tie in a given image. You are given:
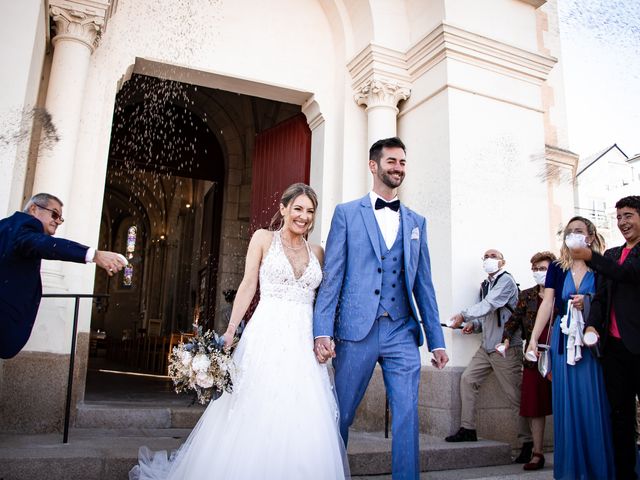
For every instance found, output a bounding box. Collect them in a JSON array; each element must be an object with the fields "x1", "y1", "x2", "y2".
[{"x1": 375, "y1": 198, "x2": 400, "y2": 212}]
